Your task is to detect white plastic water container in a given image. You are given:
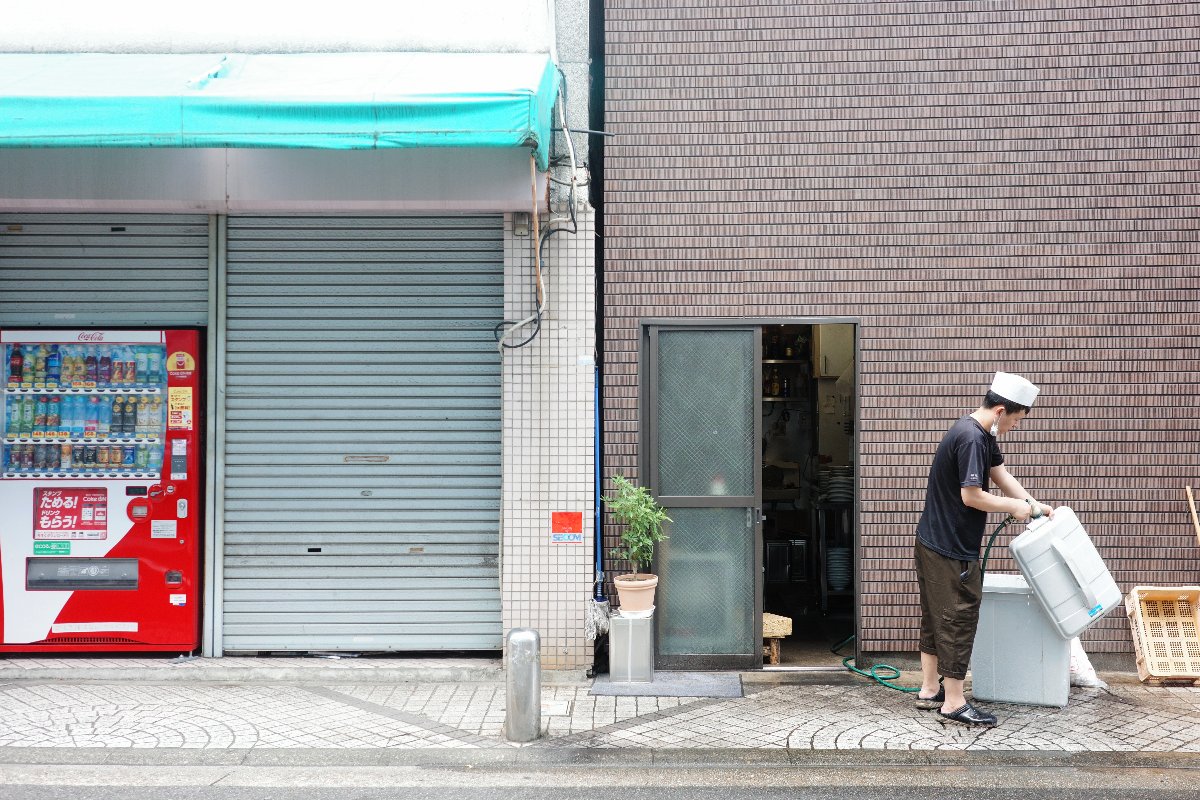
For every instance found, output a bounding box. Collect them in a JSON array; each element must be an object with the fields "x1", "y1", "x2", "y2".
[
  {"x1": 1009, "y1": 506, "x2": 1122, "y2": 639},
  {"x1": 972, "y1": 573, "x2": 1070, "y2": 707}
]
